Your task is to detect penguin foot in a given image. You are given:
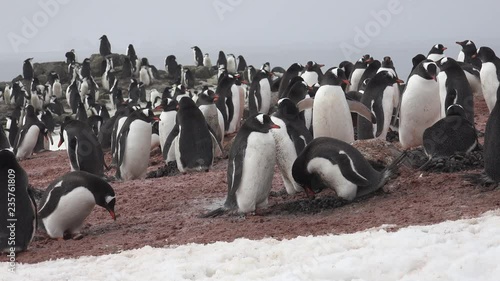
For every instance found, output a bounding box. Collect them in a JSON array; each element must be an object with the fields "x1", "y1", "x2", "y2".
[{"x1": 72, "y1": 233, "x2": 84, "y2": 240}]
